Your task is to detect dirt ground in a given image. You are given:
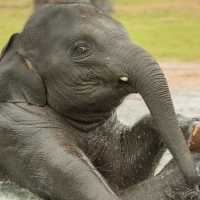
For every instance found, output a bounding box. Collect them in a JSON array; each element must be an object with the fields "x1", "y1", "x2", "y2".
[{"x1": 159, "y1": 61, "x2": 200, "y2": 89}]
